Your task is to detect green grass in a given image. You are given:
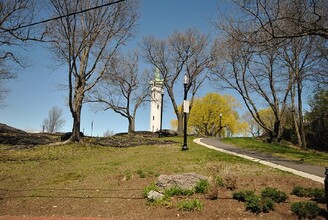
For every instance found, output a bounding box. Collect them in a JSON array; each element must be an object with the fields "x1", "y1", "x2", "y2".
[
  {"x1": 222, "y1": 137, "x2": 328, "y2": 167},
  {"x1": 0, "y1": 136, "x2": 304, "y2": 202}
]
